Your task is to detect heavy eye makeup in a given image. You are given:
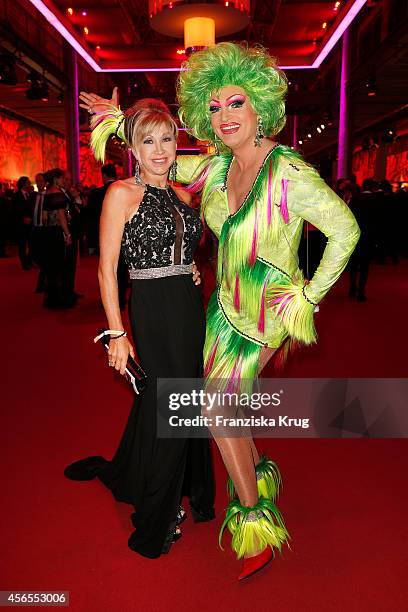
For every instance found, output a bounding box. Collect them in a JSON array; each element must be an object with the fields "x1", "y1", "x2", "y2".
[
  {"x1": 209, "y1": 95, "x2": 246, "y2": 113},
  {"x1": 142, "y1": 135, "x2": 174, "y2": 144},
  {"x1": 227, "y1": 95, "x2": 246, "y2": 109}
]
